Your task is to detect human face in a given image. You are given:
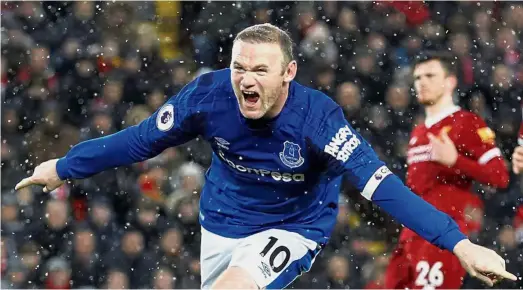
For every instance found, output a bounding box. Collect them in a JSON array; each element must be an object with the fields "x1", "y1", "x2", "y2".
[
  {"x1": 413, "y1": 60, "x2": 454, "y2": 106},
  {"x1": 230, "y1": 41, "x2": 295, "y2": 119}
]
